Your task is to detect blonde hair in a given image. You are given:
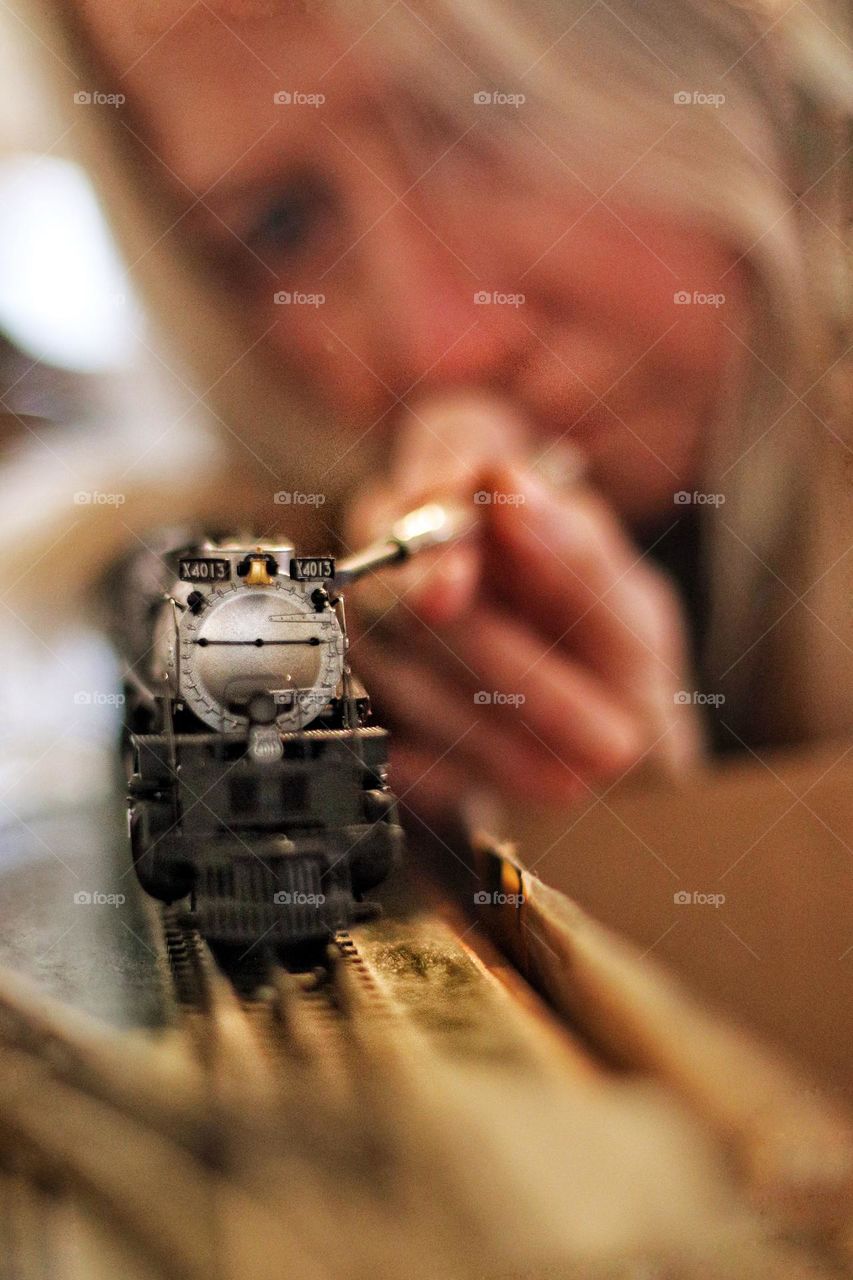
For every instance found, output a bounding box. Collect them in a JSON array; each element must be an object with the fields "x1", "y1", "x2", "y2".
[{"x1": 11, "y1": 0, "x2": 853, "y2": 746}]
